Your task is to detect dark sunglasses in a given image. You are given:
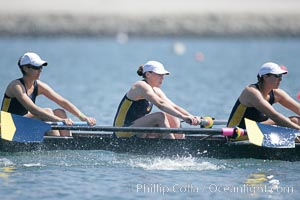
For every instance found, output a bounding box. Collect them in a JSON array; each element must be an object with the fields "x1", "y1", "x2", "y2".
[
  {"x1": 267, "y1": 74, "x2": 282, "y2": 78},
  {"x1": 273, "y1": 74, "x2": 283, "y2": 78},
  {"x1": 25, "y1": 65, "x2": 43, "y2": 70}
]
